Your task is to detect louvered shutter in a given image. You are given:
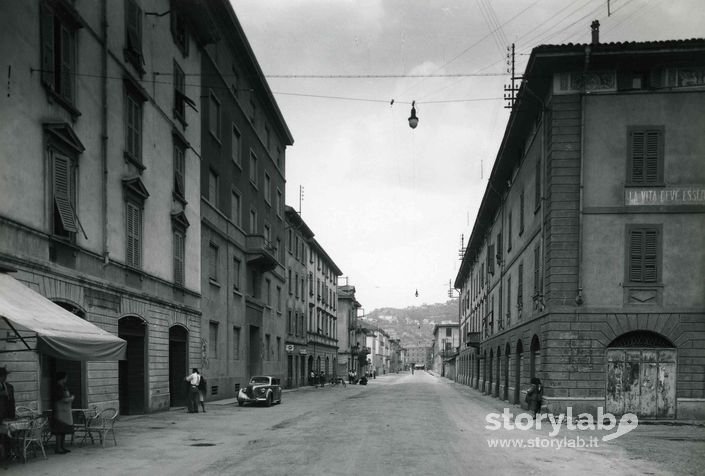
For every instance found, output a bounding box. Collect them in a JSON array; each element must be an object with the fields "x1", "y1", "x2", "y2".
[
  {"x1": 127, "y1": 202, "x2": 141, "y2": 268},
  {"x1": 60, "y1": 25, "x2": 73, "y2": 102},
  {"x1": 174, "y1": 231, "x2": 184, "y2": 285},
  {"x1": 629, "y1": 230, "x2": 643, "y2": 282},
  {"x1": 631, "y1": 131, "x2": 645, "y2": 183},
  {"x1": 645, "y1": 131, "x2": 659, "y2": 183},
  {"x1": 53, "y1": 154, "x2": 77, "y2": 233},
  {"x1": 40, "y1": 2, "x2": 55, "y2": 88},
  {"x1": 643, "y1": 230, "x2": 658, "y2": 282},
  {"x1": 174, "y1": 145, "x2": 185, "y2": 196}
]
